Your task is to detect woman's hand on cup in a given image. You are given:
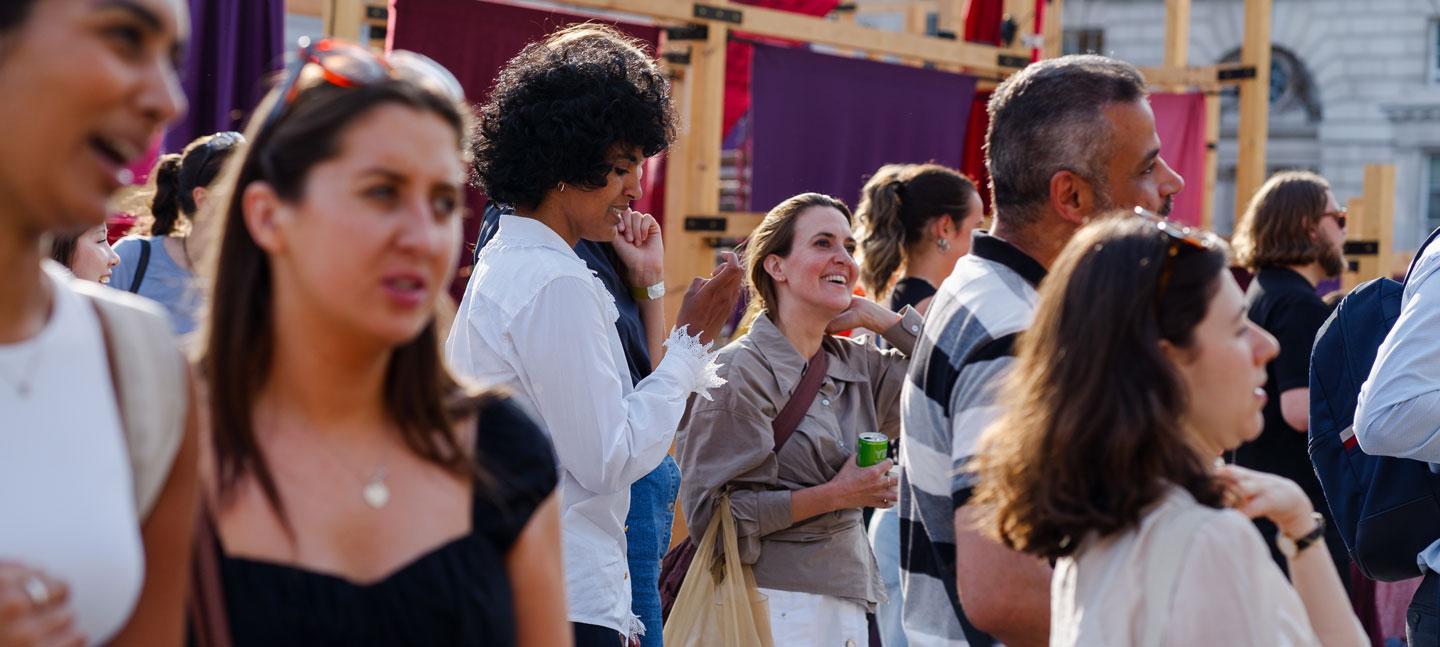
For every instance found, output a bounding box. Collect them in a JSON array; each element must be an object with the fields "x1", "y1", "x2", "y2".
[
  {"x1": 0, "y1": 563, "x2": 83, "y2": 647},
  {"x1": 1216, "y1": 464, "x2": 1317, "y2": 539},
  {"x1": 824, "y1": 456, "x2": 899, "y2": 511}
]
